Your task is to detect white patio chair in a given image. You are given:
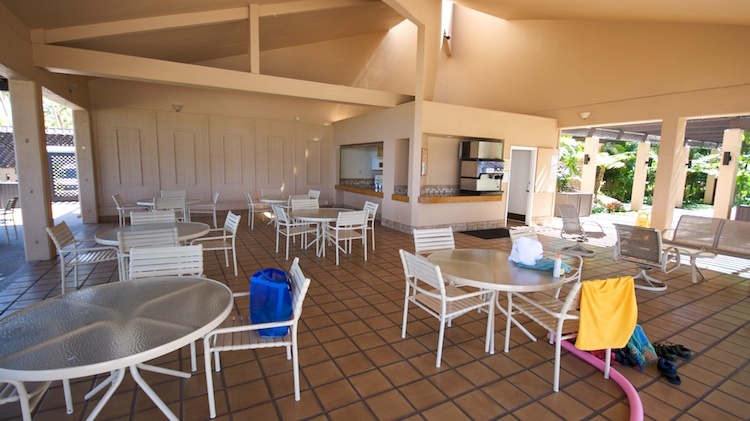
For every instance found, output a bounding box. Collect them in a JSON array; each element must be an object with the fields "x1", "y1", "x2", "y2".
[
  {"x1": 261, "y1": 188, "x2": 282, "y2": 197},
  {"x1": 413, "y1": 227, "x2": 455, "y2": 257},
  {"x1": 46, "y1": 221, "x2": 119, "y2": 293},
  {"x1": 154, "y1": 196, "x2": 187, "y2": 222},
  {"x1": 190, "y1": 211, "x2": 241, "y2": 276},
  {"x1": 117, "y1": 227, "x2": 178, "y2": 281},
  {"x1": 204, "y1": 258, "x2": 311, "y2": 418},
  {"x1": 307, "y1": 189, "x2": 321, "y2": 199},
  {"x1": 130, "y1": 209, "x2": 176, "y2": 225},
  {"x1": 245, "y1": 192, "x2": 270, "y2": 230},
  {"x1": 513, "y1": 276, "x2": 637, "y2": 392},
  {"x1": 128, "y1": 244, "x2": 204, "y2": 372},
  {"x1": 188, "y1": 192, "x2": 219, "y2": 228},
  {"x1": 0, "y1": 380, "x2": 59, "y2": 421},
  {"x1": 1, "y1": 197, "x2": 18, "y2": 244},
  {"x1": 112, "y1": 193, "x2": 148, "y2": 227},
  {"x1": 399, "y1": 250, "x2": 493, "y2": 368},
  {"x1": 322, "y1": 210, "x2": 368, "y2": 265},
  {"x1": 160, "y1": 190, "x2": 186, "y2": 198},
  {"x1": 556, "y1": 204, "x2": 605, "y2": 257},
  {"x1": 363, "y1": 200, "x2": 379, "y2": 250},
  {"x1": 273, "y1": 205, "x2": 317, "y2": 260},
  {"x1": 613, "y1": 223, "x2": 681, "y2": 291}
]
